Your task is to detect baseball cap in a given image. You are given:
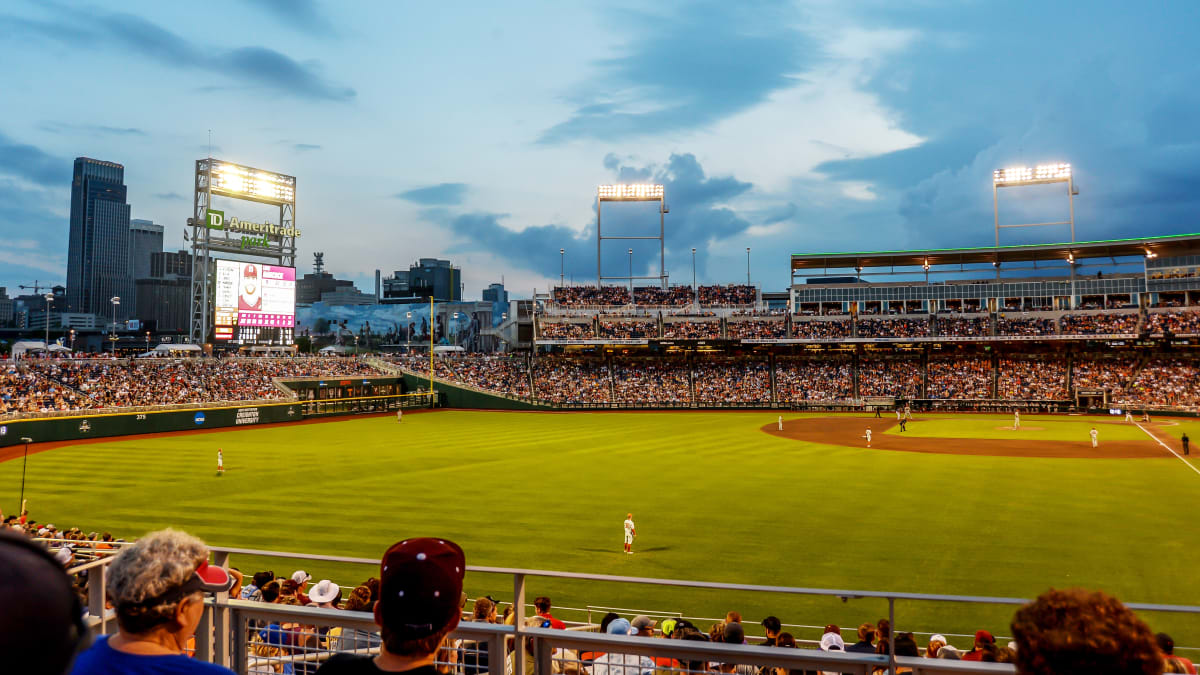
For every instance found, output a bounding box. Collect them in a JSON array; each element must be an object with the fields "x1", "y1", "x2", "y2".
[
  {"x1": 820, "y1": 633, "x2": 845, "y2": 651},
  {"x1": 378, "y1": 538, "x2": 465, "y2": 640},
  {"x1": 606, "y1": 618, "x2": 632, "y2": 635},
  {"x1": 661, "y1": 618, "x2": 678, "y2": 637},
  {"x1": 54, "y1": 546, "x2": 73, "y2": 565},
  {"x1": 930, "y1": 634, "x2": 947, "y2": 644},
  {"x1": 974, "y1": 630, "x2": 994, "y2": 646},
  {"x1": 309, "y1": 579, "x2": 340, "y2": 604},
  {"x1": 0, "y1": 531, "x2": 88, "y2": 675},
  {"x1": 631, "y1": 615, "x2": 657, "y2": 633},
  {"x1": 723, "y1": 622, "x2": 745, "y2": 644},
  {"x1": 291, "y1": 570, "x2": 312, "y2": 585}
]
